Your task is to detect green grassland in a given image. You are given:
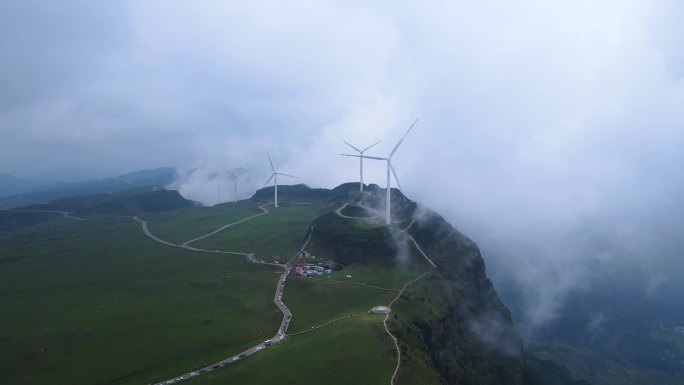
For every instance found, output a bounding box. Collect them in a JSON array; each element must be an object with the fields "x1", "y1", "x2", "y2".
[
  {"x1": 389, "y1": 275, "x2": 449, "y2": 385},
  {"x1": 184, "y1": 314, "x2": 396, "y2": 385},
  {"x1": 144, "y1": 202, "x2": 264, "y2": 244},
  {"x1": 327, "y1": 264, "x2": 427, "y2": 289},
  {"x1": 348, "y1": 217, "x2": 385, "y2": 230},
  {"x1": 0, "y1": 212, "x2": 283, "y2": 385},
  {"x1": 193, "y1": 203, "x2": 331, "y2": 259},
  {"x1": 0, "y1": 195, "x2": 448, "y2": 385},
  {"x1": 283, "y1": 275, "x2": 396, "y2": 333}
]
